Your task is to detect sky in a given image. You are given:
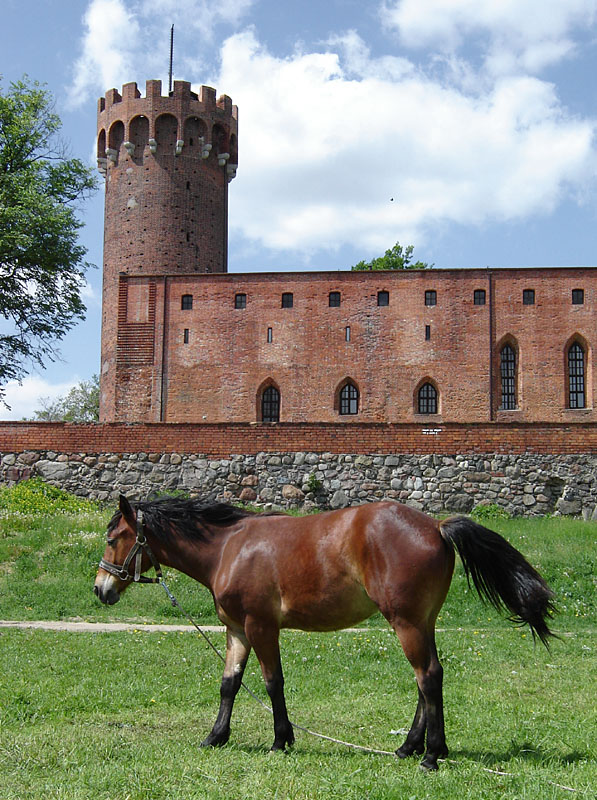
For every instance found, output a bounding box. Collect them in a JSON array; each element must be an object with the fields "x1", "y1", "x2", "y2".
[{"x1": 1, "y1": 0, "x2": 597, "y2": 418}]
